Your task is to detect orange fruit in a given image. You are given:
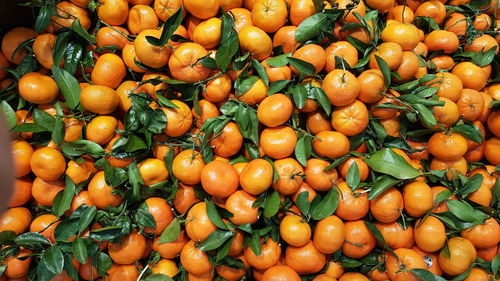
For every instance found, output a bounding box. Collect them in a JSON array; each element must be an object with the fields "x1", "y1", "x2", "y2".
[
  {"x1": 273, "y1": 25, "x2": 299, "y2": 53},
  {"x1": 257, "y1": 94, "x2": 293, "y2": 127},
  {"x1": 185, "y1": 202, "x2": 217, "y2": 241},
  {"x1": 428, "y1": 132, "x2": 468, "y2": 160},
  {"x1": 342, "y1": 220, "x2": 376, "y2": 258},
  {"x1": 240, "y1": 158, "x2": 273, "y2": 195},
  {"x1": 291, "y1": 44, "x2": 326, "y2": 75},
  {"x1": 30, "y1": 147, "x2": 66, "y2": 181},
  {"x1": 414, "y1": 0, "x2": 446, "y2": 24},
  {"x1": 193, "y1": 18, "x2": 222, "y2": 49},
  {"x1": 0, "y1": 207, "x2": 32, "y2": 234},
  {"x1": 33, "y1": 33, "x2": 58, "y2": 69},
  {"x1": 109, "y1": 230, "x2": 147, "y2": 265},
  {"x1": 143, "y1": 197, "x2": 174, "y2": 235},
  {"x1": 31, "y1": 177, "x2": 64, "y2": 206},
  {"x1": 325, "y1": 41, "x2": 359, "y2": 71},
  {"x1": 273, "y1": 158, "x2": 304, "y2": 195},
  {"x1": 261, "y1": 265, "x2": 301, "y2": 281},
  {"x1": 1, "y1": 27, "x2": 37, "y2": 65},
  {"x1": 135, "y1": 29, "x2": 171, "y2": 69},
  {"x1": 403, "y1": 181, "x2": 433, "y2": 217},
  {"x1": 369, "y1": 187, "x2": 403, "y2": 223},
  {"x1": 18, "y1": 72, "x2": 59, "y2": 104},
  {"x1": 12, "y1": 140, "x2": 34, "y2": 177},
  {"x1": 285, "y1": 240, "x2": 326, "y2": 274},
  {"x1": 461, "y1": 217, "x2": 500, "y2": 248},
  {"x1": 97, "y1": 0, "x2": 129, "y2": 26},
  {"x1": 357, "y1": 69, "x2": 385, "y2": 103},
  {"x1": 3, "y1": 248, "x2": 32, "y2": 279},
  {"x1": 154, "y1": 0, "x2": 183, "y2": 21},
  {"x1": 322, "y1": 69, "x2": 360, "y2": 106},
  {"x1": 280, "y1": 214, "x2": 312, "y2": 246},
  {"x1": 201, "y1": 160, "x2": 239, "y2": 198},
  {"x1": 331, "y1": 100, "x2": 369, "y2": 136},
  {"x1": 105, "y1": 264, "x2": 140, "y2": 281},
  {"x1": 127, "y1": 4, "x2": 159, "y2": 35},
  {"x1": 162, "y1": 99, "x2": 194, "y2": 137},
  {"x1": 313, "y1": 215, "x2": 345, "y2": 254},
  {"x1": 238, "y1": 26, "x2": 273, "y2": 61},
  {"x1": 86, "y1": 115, "x2": 118, "y2": 145},
  {"x1": 304, "y1": 158, "x2": 338, "y2": 191},
  {"x1": 96, "y1": 26, "x2": 130, "y2": 50},
  {"x1": 138, "y1": 158, "x2": 169, "y2": 186},
  {"x1": 290, "y1": 0, "x2": 315, "y2": 26},
  {"x1": 386, "y1": 248, "x2": 426, "y2": 281},
  {"x1": 456, "y1": 88, "x2": 485, "y2": 121},
  {"x1": 172, "y1": 150, "x2": 205, "y2": 185},
  {"x1": 381, "y1": 22, "x2": 420, "y2": 51},
  {"x1": 184, "y1": 0, "x2": 219, "y2": 19},
  {"x1": 88, "y1": 171, "x2": 123, "y2": 209},
  {"x1": 91, "y1": 53, "x2": 126, "y2": 89},
  {"x1": 369, "y1": 42, "x2": 403, "y2": 71},
  {"x1": 210, "y1": 122, "x2": 243, "y2": 157},
  {"x1": 260, "y1": 126, "x2": 297, "y2": 159},
  {"x1": 439, "y1": 237, "x2": 477, "y2": 276},
  {"x1": 168, "y1": 42, "x2": 211, "y2": 82},
  {"x1": 244, "y1": 238, "x2": 281, "y2": 270},
  {"x1": 122, "y1": 42, "x2": 147, "y2": 73},
  {"x1": 335, "y1": 0, "x2": 366, "y2": 22},
  {"x1": 252, "y1": 0, "x2": 288, "y2": 33},
  {"x1": 375, "y1": 221, "x2": 414, "y2": 249},
  {"x1": 30, "y1": 214, "x2": 60, "y2": 242},
  {"x1": 312, "y1": 131, "x2": 350, "y2": 159},
  {"x1": 425, "y1": 30, "x2": 460, "y2": 54},
  {"x1": 226, "y1": 190, "x2": 259, "y2": 225},
  {"x1": 237, "y1": 78, "x2": 268, "y2": 105},
  {"x1": 80, "y1": 85, "x2": 120, "y2": 114},
  {"x1": 335, "y1": 182, "x2": 369, "y2": 221},
  {"x1": 452, "y1": 62, "x2": 488, "y2": 91},
  {"x1": 414, "y1": 216, "x2": 446, "y2": 252},
  {"x1": 8, "y1": 177, "x2": 32, "y2": 207}
]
